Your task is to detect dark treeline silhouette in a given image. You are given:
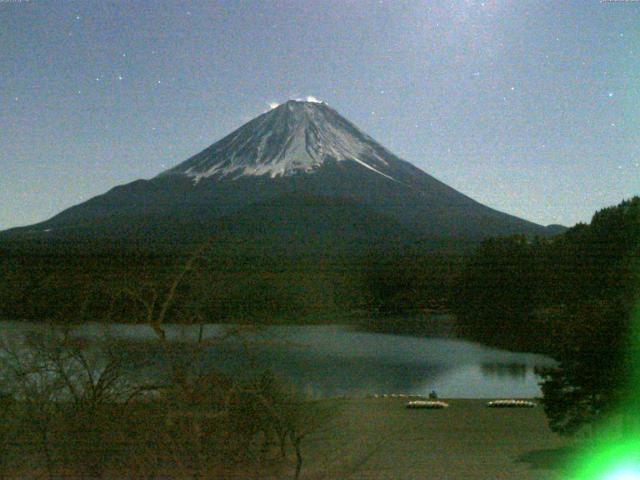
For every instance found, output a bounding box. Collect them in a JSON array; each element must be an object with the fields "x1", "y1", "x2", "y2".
[
  {"x1": 452, "y1": 196, "x2": 640, "y2": 434},
  {"x1": 0, "y1": 235, "x2": 462, "y2": 327},
  {"x1": 452, "y1": 196, "x2": 639, "y2": 355}
]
